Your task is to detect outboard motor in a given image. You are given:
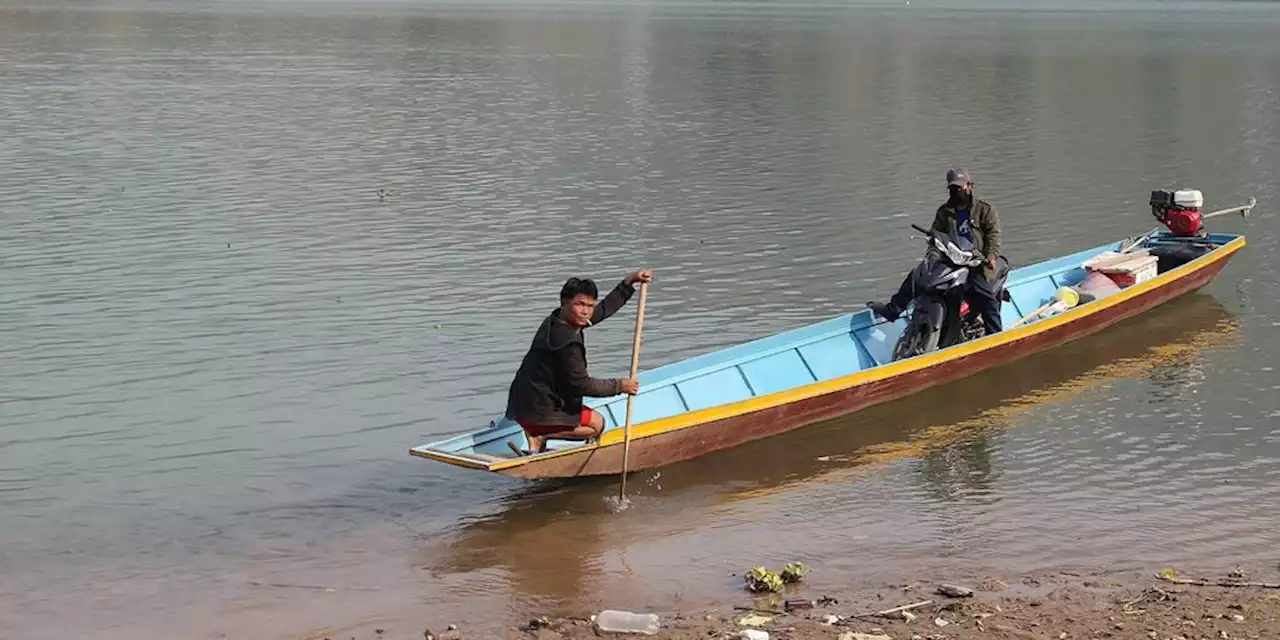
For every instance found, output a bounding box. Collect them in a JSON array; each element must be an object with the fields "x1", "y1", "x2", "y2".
[{"x1": 1149, "y1": 188, "x2": 1205, "y2": 238}]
